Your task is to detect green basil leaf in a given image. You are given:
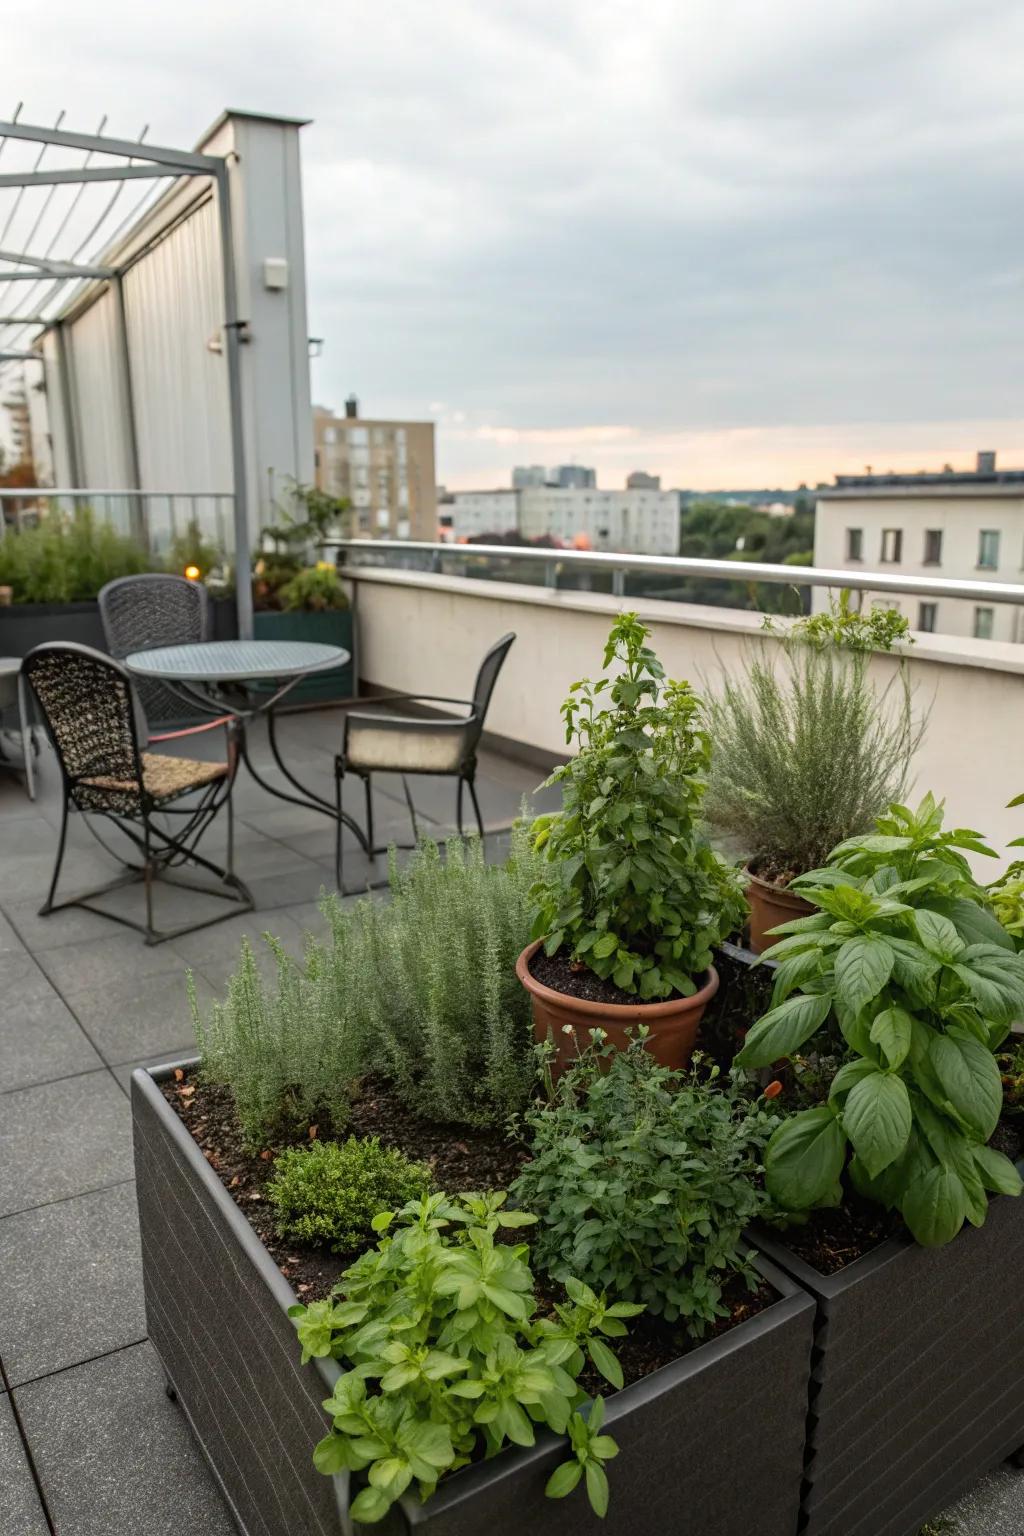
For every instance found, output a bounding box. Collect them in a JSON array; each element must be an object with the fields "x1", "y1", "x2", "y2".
[
  {"x1": 835, "y1": 935, "x2": 894, "y2": 1016},
  {"x1": 914, "y1": 910, "x2": 965, "y2": 962},
  {"x1": 971, "y1": 1144, "x2": 1024, "y2": 1197},
  {"x1": 734, "y1": 992, "x2": 833, "y2": 1068},
  {"x1": 841, "y1": 1071, "x2": 912, "y2": 1177},
  {"x1": 928, "y1": 1031, "x2": 1002, "y2": 1140},
  {"x1": 587, "y1": 1337, "x2": 623, "y2": 1390},
  {"x1": 545, "y1": 1460, "x2": 584, "y2": 1500},
  {"x1": 901, "y1": 1166, "x2": 968, "y2": 1247},
  {"x1": 869, "y1": 1005, "x2": 915, "y2": 1069},
  {"x1": 765, "y1": 1106, "x2": 847, "y2": 1210}
]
